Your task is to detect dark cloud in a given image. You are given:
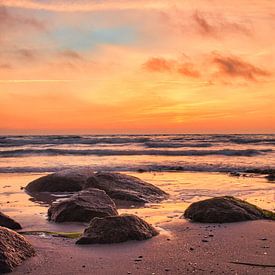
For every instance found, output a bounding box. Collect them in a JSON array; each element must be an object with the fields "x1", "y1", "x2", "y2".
[{"x1": 212, "y1": 54, "x2": 271, "y2": 81}]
